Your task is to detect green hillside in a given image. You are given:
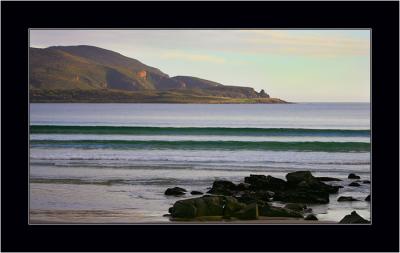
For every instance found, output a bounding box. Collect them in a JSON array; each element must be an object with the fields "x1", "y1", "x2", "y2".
[{"x1": 29, "y1": 45, "x2": 287, "y2": 103}]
